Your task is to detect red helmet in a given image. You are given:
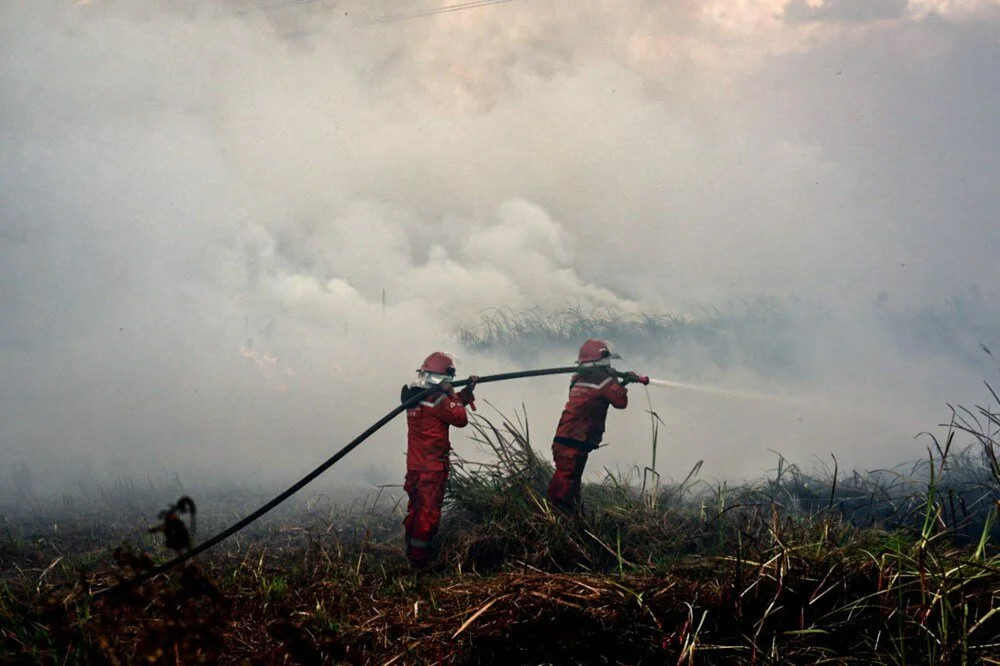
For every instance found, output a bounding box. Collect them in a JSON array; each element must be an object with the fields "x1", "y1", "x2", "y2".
[
  {"x1": 419, "y1": 352, "x2": 456, "y2": 377},
  {"x1": 577, "y1": 338, "x2": 620, "y2": 364}
]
